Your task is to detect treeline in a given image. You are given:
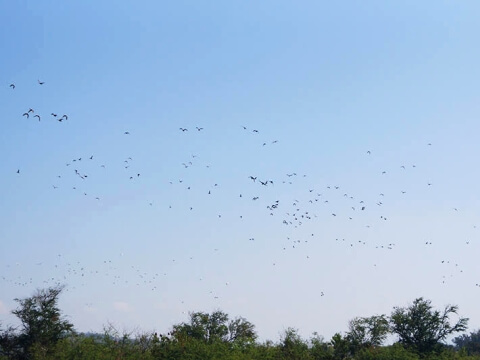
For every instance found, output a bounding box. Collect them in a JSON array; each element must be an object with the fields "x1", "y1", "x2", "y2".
[{"x1": 1, "y1": 286, "x2": 480, "y2": 359}]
